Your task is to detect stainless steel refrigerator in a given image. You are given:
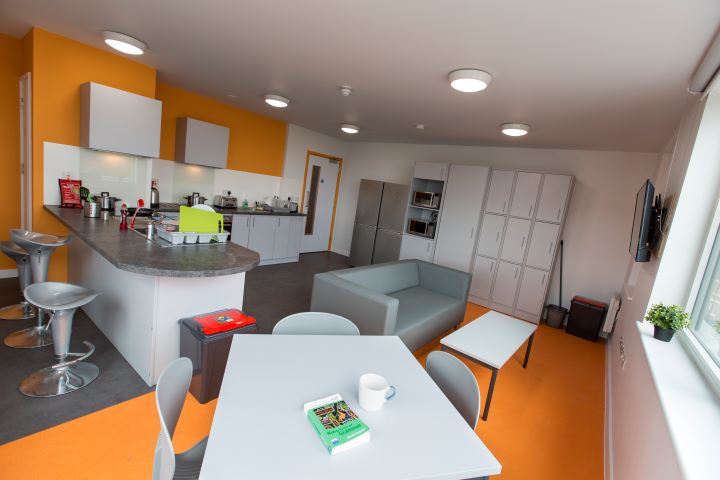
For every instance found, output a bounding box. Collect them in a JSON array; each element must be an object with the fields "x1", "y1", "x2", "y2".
[{"x1": 349, "y1": 179, "x2": 409, "y2": 266}]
